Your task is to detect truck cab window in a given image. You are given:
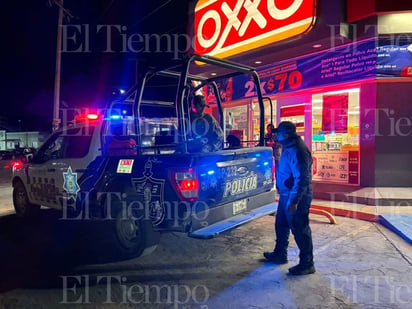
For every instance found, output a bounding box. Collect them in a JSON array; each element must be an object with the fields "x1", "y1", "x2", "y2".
[
  {"x1": 62, "y1": 127, "x2": 95, "y2": 158},
  {"x1": 34, "y1": 133, "x2": 63, "y2": 163}
]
